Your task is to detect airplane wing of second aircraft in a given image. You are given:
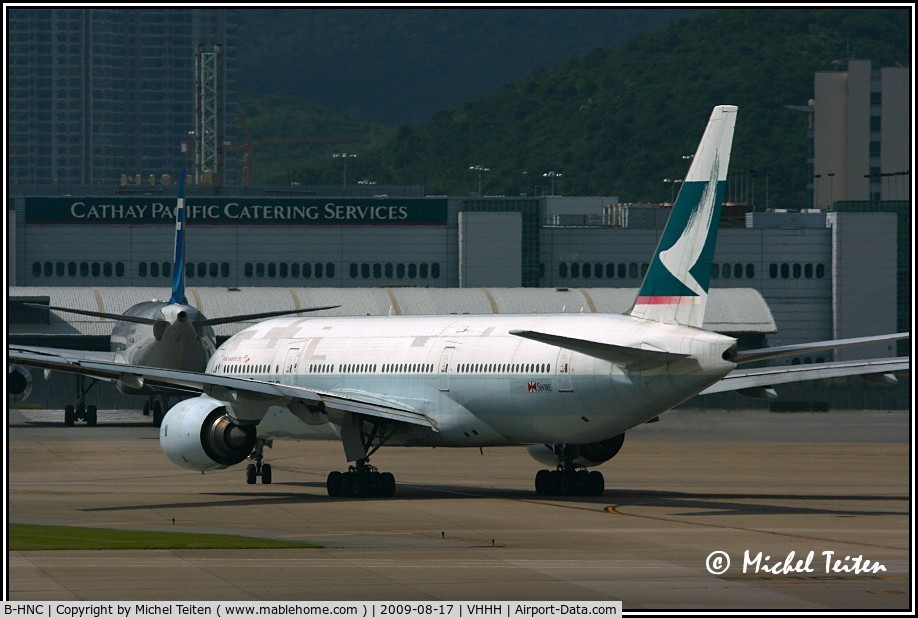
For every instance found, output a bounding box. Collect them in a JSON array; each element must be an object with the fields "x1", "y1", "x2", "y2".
[{"x1": 9, "y1": 346, "x2": 435, "y2": 430}]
